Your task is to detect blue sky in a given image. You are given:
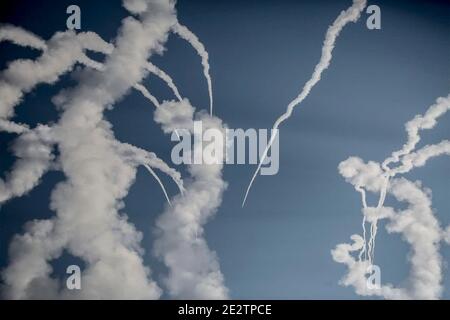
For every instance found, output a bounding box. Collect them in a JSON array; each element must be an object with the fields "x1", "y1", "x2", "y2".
[{"x1": 0, "y1": 0, "x2": 449, "y2": 299}]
